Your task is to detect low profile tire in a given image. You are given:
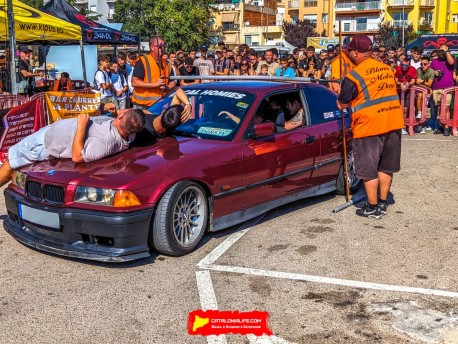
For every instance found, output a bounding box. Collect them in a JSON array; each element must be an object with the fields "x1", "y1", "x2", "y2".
[
  {"x1": 336, "y1": 151, "x2": 362, "y2": 195},
  {"x1": 151, "y1": 181, "x2": 208, "y2": 256}
]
